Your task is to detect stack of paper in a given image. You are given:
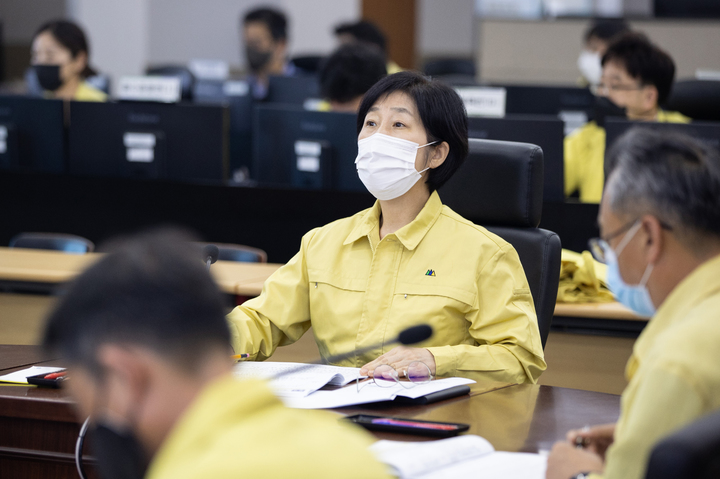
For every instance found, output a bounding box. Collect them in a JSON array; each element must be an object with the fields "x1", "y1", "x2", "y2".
[
  {"x1": 370, "y1": 435, "x2": 547, "y2": 479},
  {"x1": 234, "y1": 362, "x2": 360, "y2": 398},
  {"x1": 233, "y1": 361, "x2": 475, "y2": 408}
]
